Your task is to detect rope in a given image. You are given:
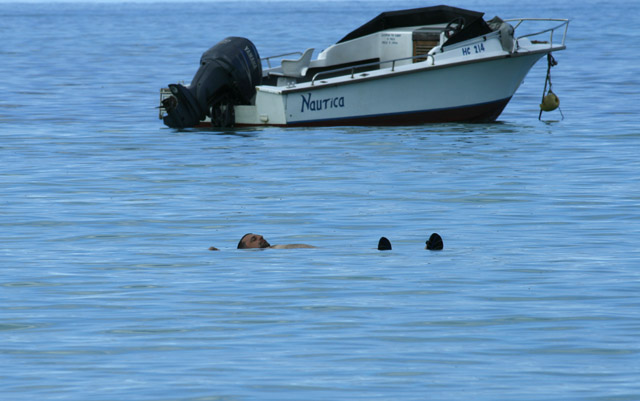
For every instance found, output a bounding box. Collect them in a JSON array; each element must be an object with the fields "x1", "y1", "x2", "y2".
[{"x1": 539, "y1": 53, "x2": 564, "y2": 120}]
